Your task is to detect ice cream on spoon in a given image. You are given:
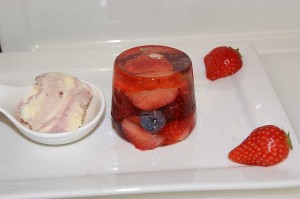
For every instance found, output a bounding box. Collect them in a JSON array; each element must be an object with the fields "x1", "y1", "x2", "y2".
[
  {"x1": 19, "y1": 72, "x2": 93, "y2": 133},
  {"x1": 0, "y1": 72, "x2": 105, "y2": 145}
]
